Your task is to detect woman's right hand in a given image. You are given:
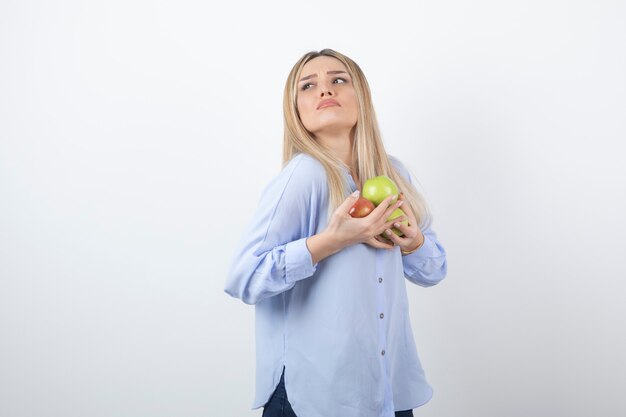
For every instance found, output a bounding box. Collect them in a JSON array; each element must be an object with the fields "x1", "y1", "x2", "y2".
[{"x1": 324, "y1": 191, "x2": 407, "y2": 251}]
